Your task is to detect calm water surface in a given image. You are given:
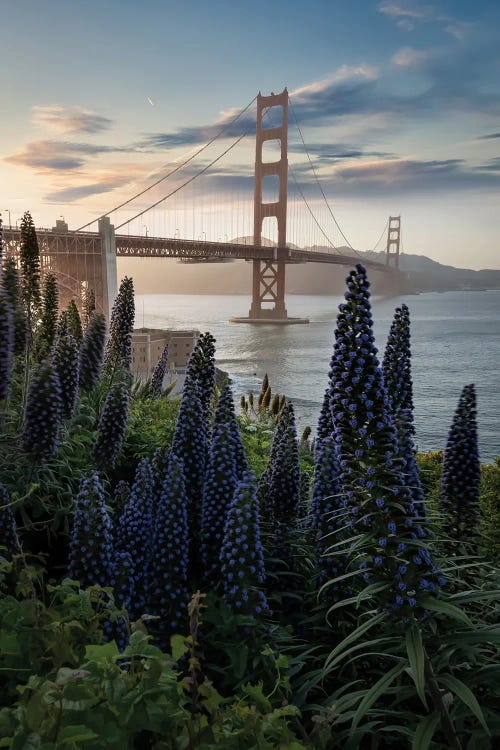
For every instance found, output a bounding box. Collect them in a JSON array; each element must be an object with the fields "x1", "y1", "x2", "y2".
[{"x1": 135, "y1": 291, "x2": 500, "y2": 462}]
